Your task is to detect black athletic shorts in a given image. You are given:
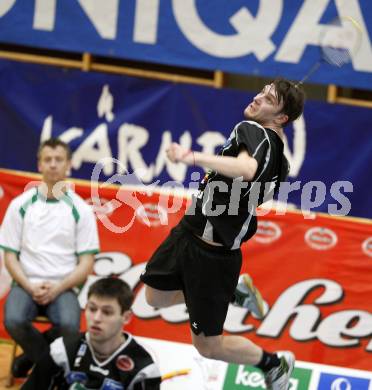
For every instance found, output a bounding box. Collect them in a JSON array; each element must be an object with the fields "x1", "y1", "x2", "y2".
[{"x1": 140, "y1": 223, "x2": 242, "y2": 336}]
